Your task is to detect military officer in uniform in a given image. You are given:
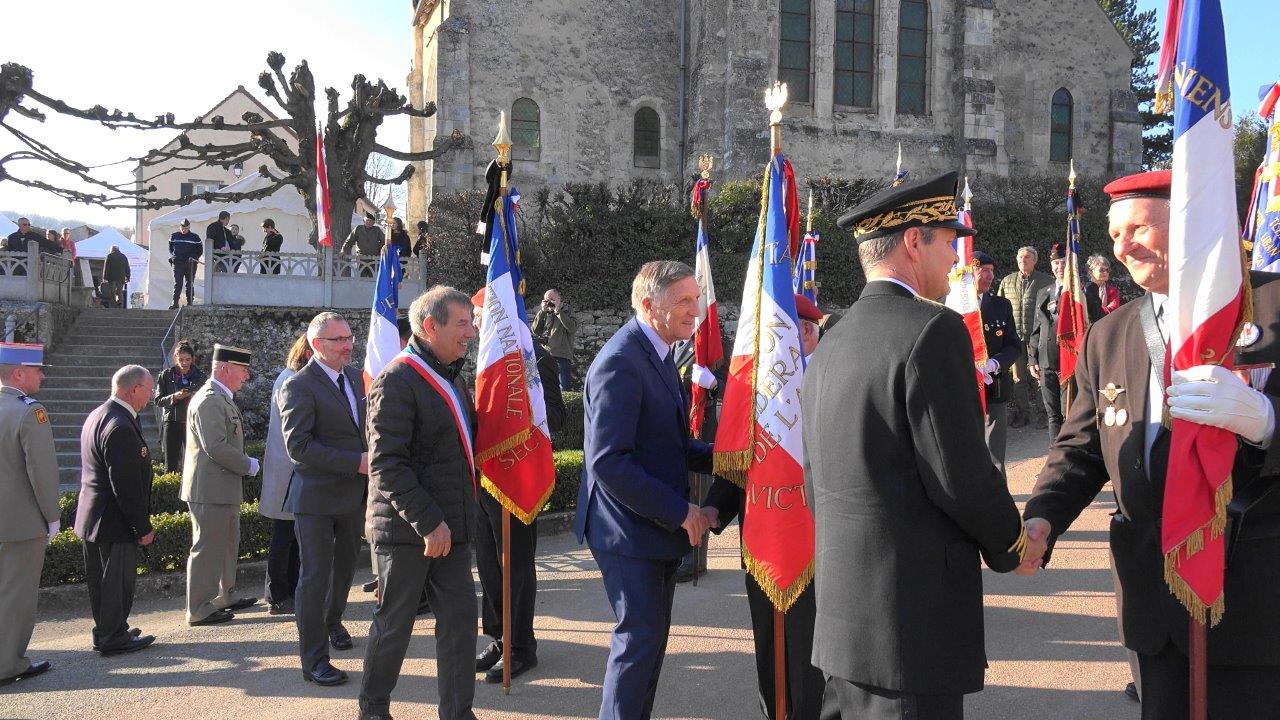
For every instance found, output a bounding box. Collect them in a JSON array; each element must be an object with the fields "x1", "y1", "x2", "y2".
[
  {"x1": 0, "y1": 343, "x2": 58, "y2": 686},
  {"x1": 975, "y1": 251, "x2": 1023, "y2": 482},
  {"x1": 181, "y1": 344, "x2": 261, "y2": 625},
  {"x1": 802, "y1": 173, "x2": 1041, "y2": 719},
  {"x1": 1022, "y1": 170, "x2": 1280, "y2": 718}
]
